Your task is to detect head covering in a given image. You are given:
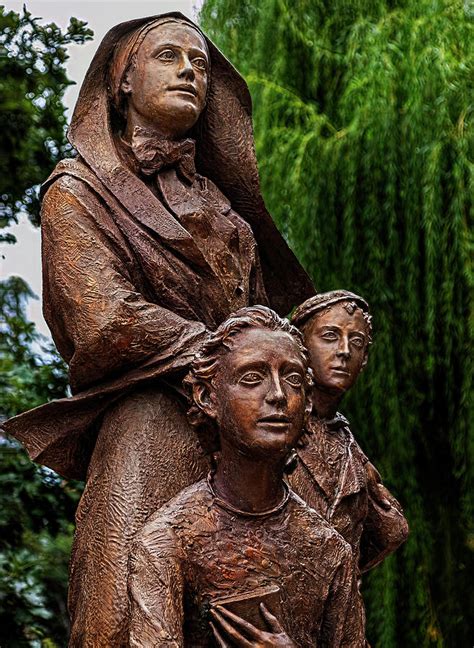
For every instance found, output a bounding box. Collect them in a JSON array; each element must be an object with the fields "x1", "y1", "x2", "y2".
[
  {"x1": 291, "y1": 290, "x2": 370, "y2": 328},
  {"x1": 67, "y1": 12, "x2": 314, "y2": 315}
]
